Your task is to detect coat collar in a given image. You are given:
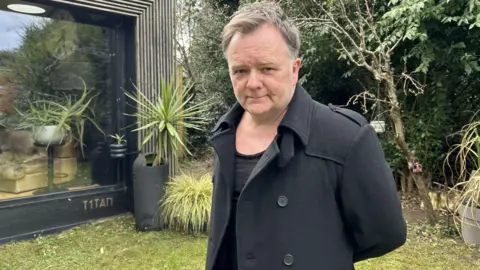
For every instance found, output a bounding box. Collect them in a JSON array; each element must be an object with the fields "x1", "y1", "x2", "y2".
[{"x1": 211, "y1": 83, "x2": 312, "y2": 146}]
